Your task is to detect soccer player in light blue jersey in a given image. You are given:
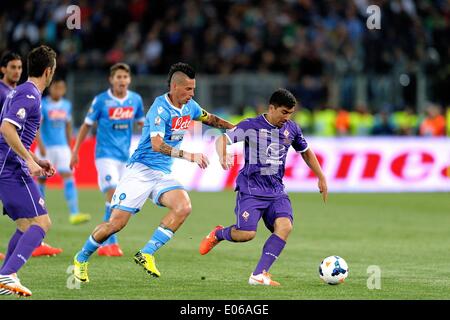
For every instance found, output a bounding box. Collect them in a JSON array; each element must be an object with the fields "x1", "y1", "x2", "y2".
[
  {"x1": 73, "y1": 62, "x2": 234, "y2": 282},
  {"x1": 70, "y1": 63, "x2": 145, "y2": 257},
  {"x1": 36, "y1": 77, "x2": 91, "y2": 227}
]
